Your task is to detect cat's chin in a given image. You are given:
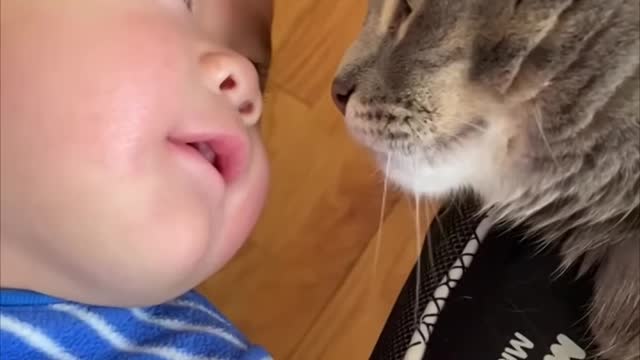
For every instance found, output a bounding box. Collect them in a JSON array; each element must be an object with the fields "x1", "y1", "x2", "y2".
[
  {"x1": 381, "y1": 158, "x2": 465, "y2": 197},
  {"x1": 372, "y1": 134, "x2": 509, "y2": 202},
  {"x1": 373, "y1": 151, "x2": 473, "y2": 199}
]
